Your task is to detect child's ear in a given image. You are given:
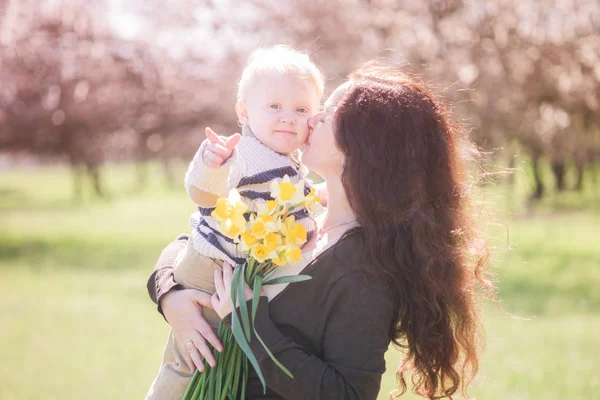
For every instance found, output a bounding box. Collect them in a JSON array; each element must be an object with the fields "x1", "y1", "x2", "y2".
[{"x1": 235, "y1": 101, "x2": 249, "y2": 124}]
